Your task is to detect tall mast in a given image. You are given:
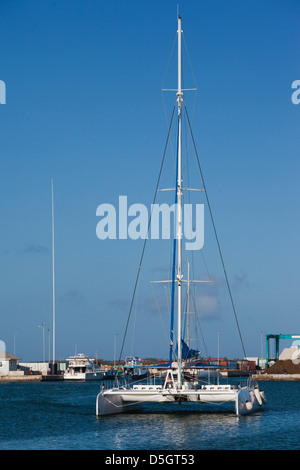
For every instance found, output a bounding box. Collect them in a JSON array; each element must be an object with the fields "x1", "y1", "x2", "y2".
[
  {"x1": 176, "y1": 15, "x2": 183, "y2": 387},
  {"x1": 51, "y1": 177, "x2": 56, "y2": 373}
]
